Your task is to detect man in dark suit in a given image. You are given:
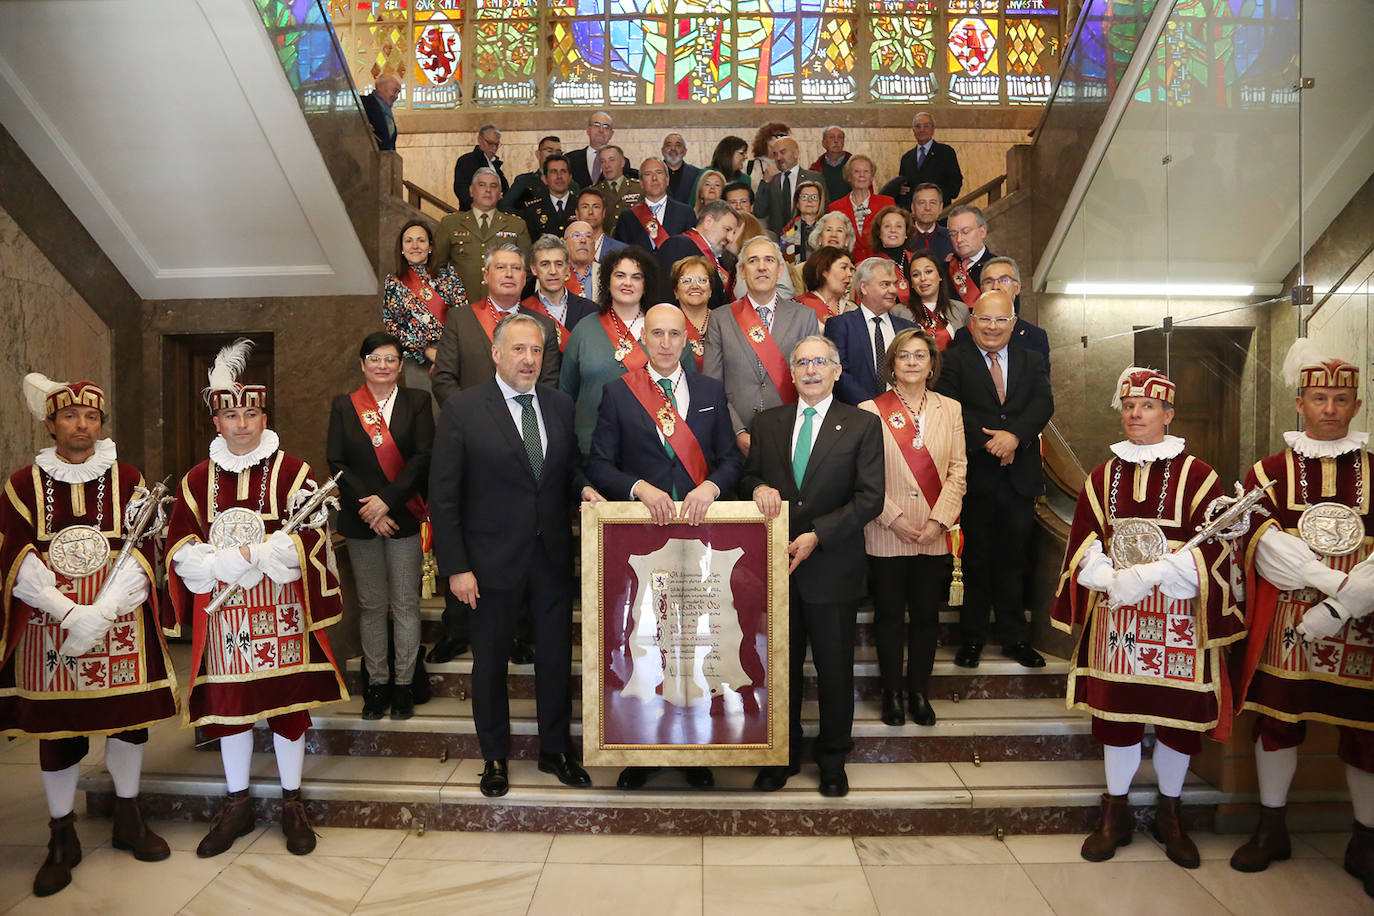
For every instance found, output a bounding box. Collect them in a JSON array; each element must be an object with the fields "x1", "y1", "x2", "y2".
[
  {"x1": 935, "y1": 290, "x2": 1053, "y2": 671},
  {"x1": 755, "y1": 137, "x2": 823, "y2": 235},
  {"x1": 587, "y1": 304, "x2": 746, "y2": 791},
  {"x1": 951, "y1": 256, "x2": 1051, "y2": 372},
  {"x1": 662, "y1": 132, "x2": 700, "y2": 205},
  {"x1": 908, "y1": 182, "x2": 955, "y2": 261},
  {"x1": 947, "y1": 205, "x2": 995, "y2": 289},
  {"x1": 567, "y1": 110, "x2": 639, "y2": 189},
  {"x1": 523, "y1": 235, "x2": 598, "y2": 346},
  {"x1": 613, "y1": 158, "x2": 697, "y2": 251},
  {"x1": 743, "y1": 334, "x2": 884, "y2": 796},
  {"x1": 501, "y1": 136, "x2": 577, "y2": 213},
  {"x1": 429, "y1": 314, "x2": 604, "y2": 797},
  {"x1": 654, "y1": 200, "x2": 740, "y2": 310},
  {"x1": 826, "y1": 258, "x2": 916, "y2": 405},
  {"x1": 518, "y1": 154, "x2": 577, "y2": 242},
  {"x1": 898, "y1": 111, "x2": 963, "y2": 207},
  {"x1": 453, "y1": 125, "x2": 509, "y2": 209},
  {"x1": 361, "y1": 75, "x2": 401, "y2": 151}
]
